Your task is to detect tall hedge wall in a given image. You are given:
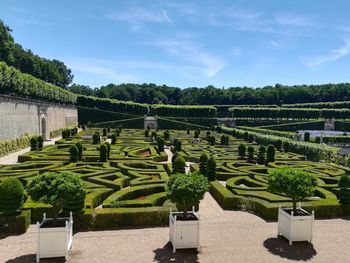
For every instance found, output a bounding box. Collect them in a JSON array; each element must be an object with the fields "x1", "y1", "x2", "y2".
[
  {"x1": 215, "y1": 104, "x2": 278, "y2": 117},
  {"x1": 150, "y1": 104, "x2": 217, "y2": 117},
  {"x1": 0, "y1": 61, "x2": 77, "y2": 104},
  {"x1": 334, "y1": 121, "x2": 350, "y2": 132},
  {"x1": 283, "y1": 101, "x2": 350, "y2": 109},
  {"x1": 77, "y1": 96, "x2": 149, "y2": 116},
  {"x1": 259, "y1": 120, "x2": 325, "y2": 132}
]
